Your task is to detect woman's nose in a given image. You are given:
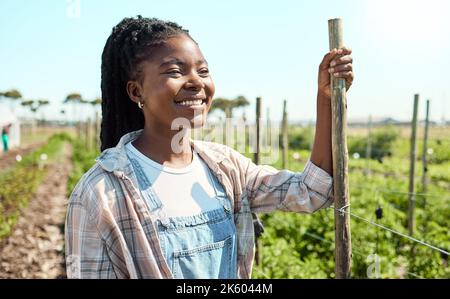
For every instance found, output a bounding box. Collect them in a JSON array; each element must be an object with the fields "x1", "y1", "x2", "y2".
[{"x1": 184, "y1": 74, "x2": 205, "y2": 90}]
